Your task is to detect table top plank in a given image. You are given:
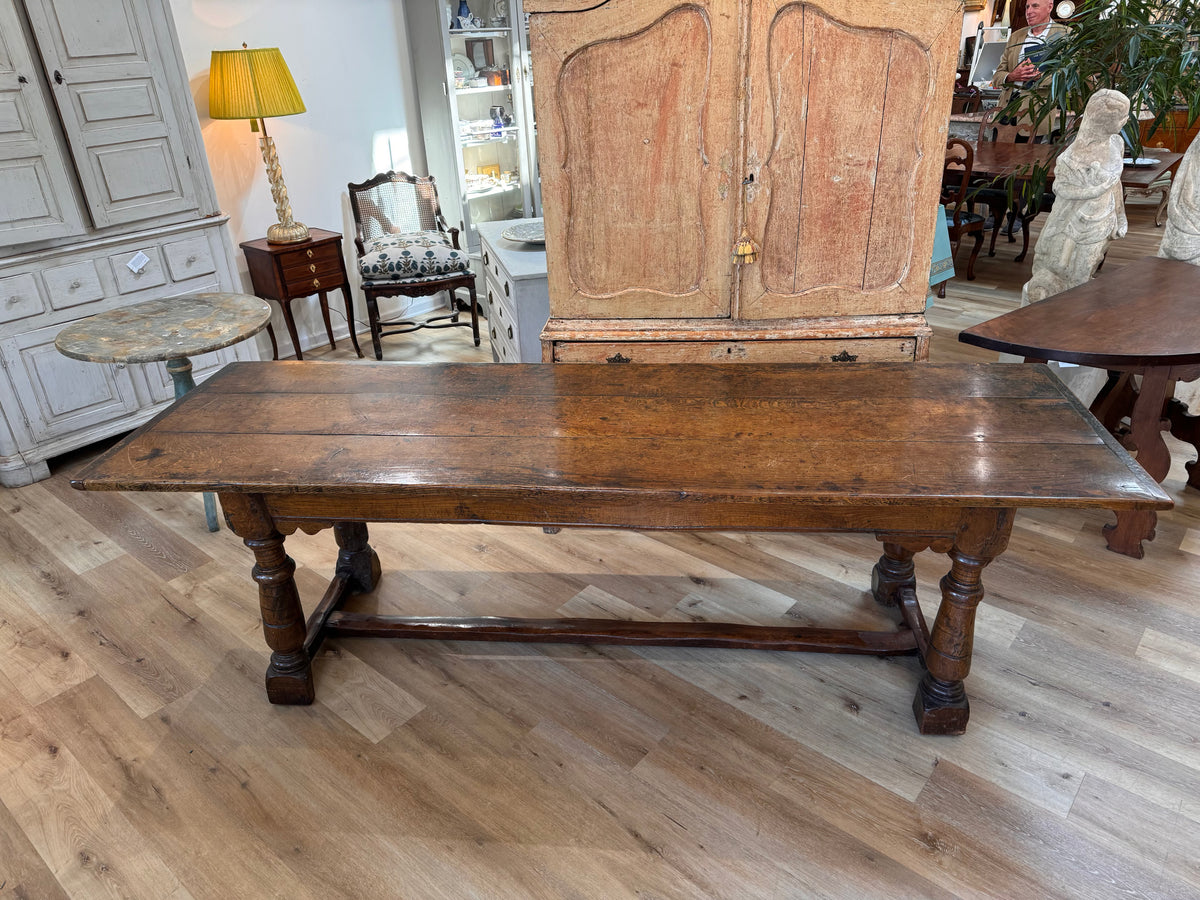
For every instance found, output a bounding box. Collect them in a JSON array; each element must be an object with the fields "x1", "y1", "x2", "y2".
[
  {"x1": 960, "y1": 256, "x2": 1200, "y2": 368},
  {"x1": 73, "y1": 362, "x2": 1169, "y2": 512},
  {"x1": 173, "y1": 392, "x2": 1104, "y2": 445}
]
